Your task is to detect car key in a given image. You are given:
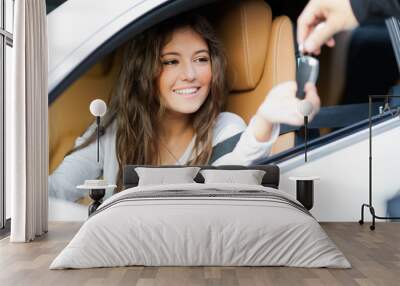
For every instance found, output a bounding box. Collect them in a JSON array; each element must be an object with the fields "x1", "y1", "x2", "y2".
[{"x1": 296, "y1": 54, "x2": 319, "y2": 99}]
